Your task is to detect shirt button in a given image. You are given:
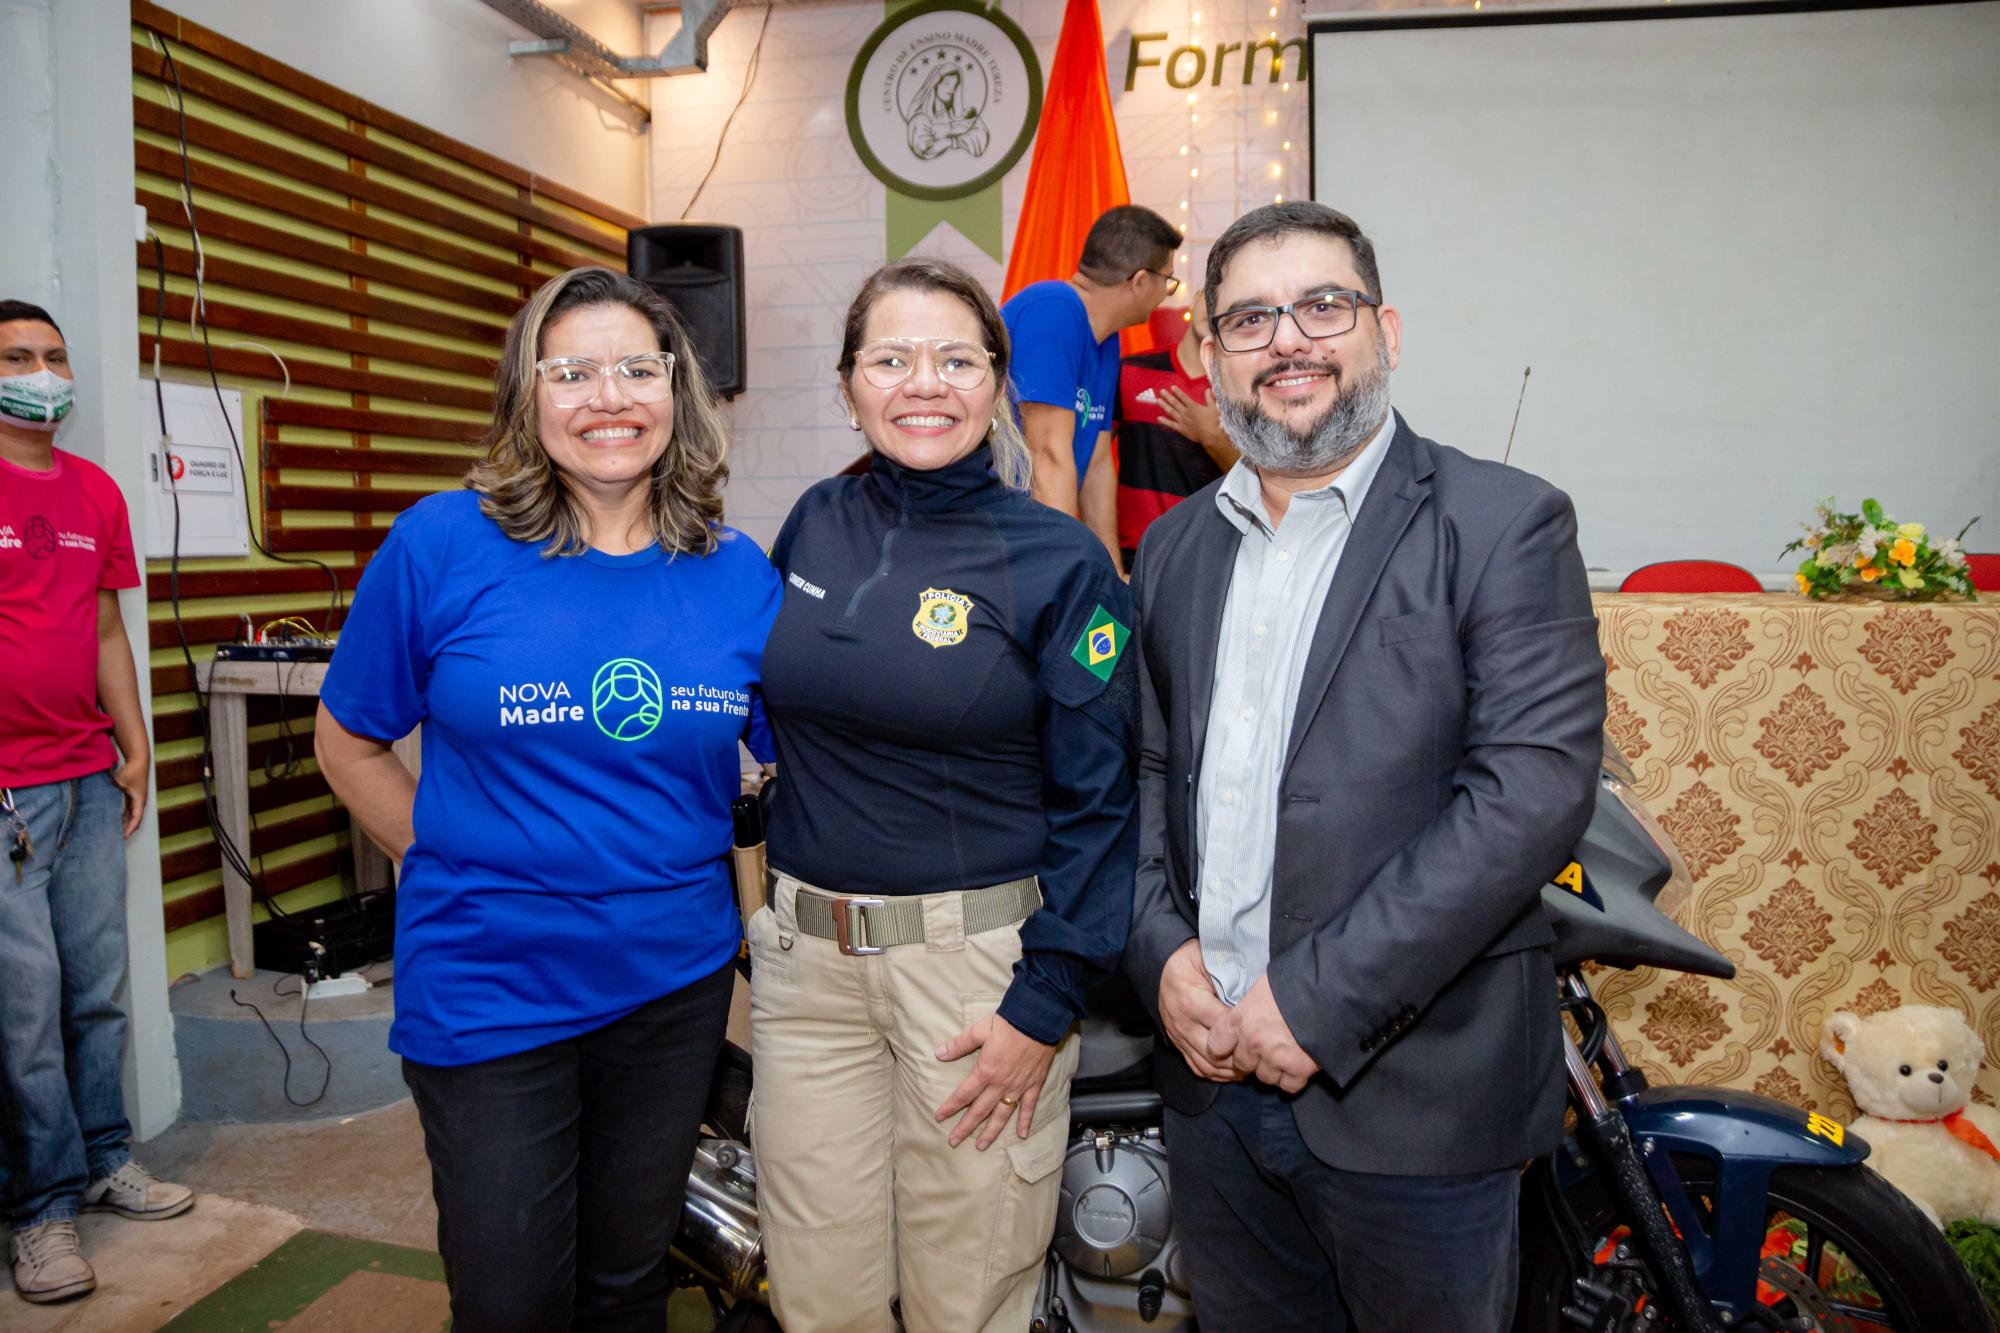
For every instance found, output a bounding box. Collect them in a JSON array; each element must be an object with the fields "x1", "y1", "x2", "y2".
[
  {"x1": 1240, "y1": 706, "x2": 1256, "y2": 722},
  {"x1": 1276, "y1": 549, "x2": 1291, "y2": 563},
  {"x1": 1222, "y1": 791, "x2": 1236, "y2": 806},
  {"x1": 1253, "y1": 624, "x2": 1268, "y2": 637}
]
